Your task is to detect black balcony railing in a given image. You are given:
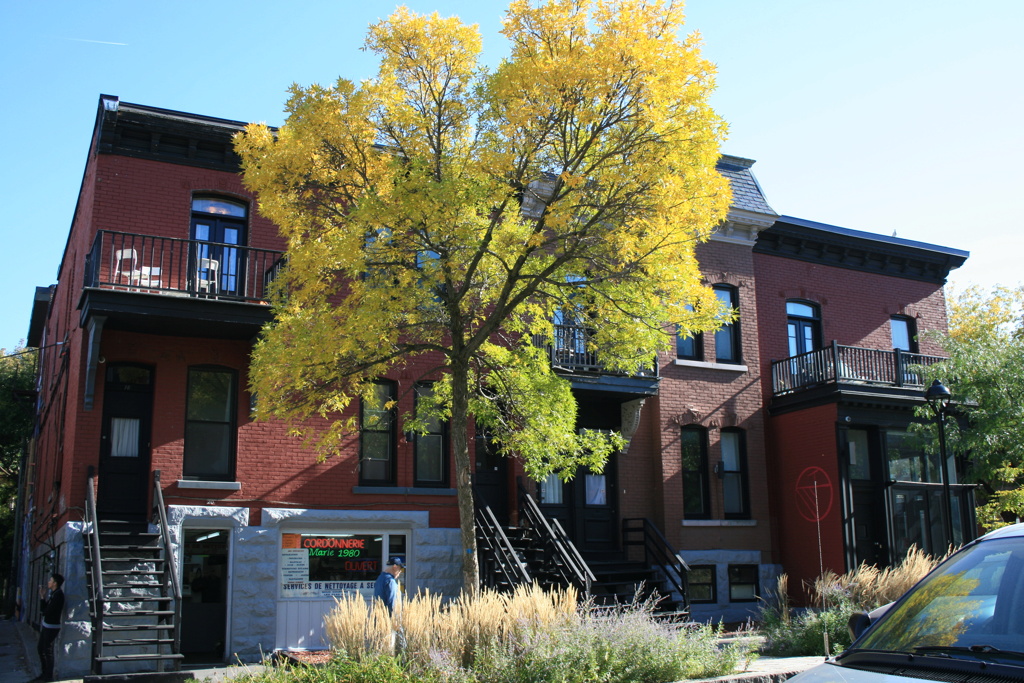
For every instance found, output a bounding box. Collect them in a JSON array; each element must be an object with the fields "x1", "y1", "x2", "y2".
[
  {"x1": 85, "y1": 230, "x2": 284, "y2": 304},
  {"x1": 535, "y1": 324, "x2": 658, "y2": 377},
  {"x1": 771, "y1": 340, "x2": 945, "y2": 396}
]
